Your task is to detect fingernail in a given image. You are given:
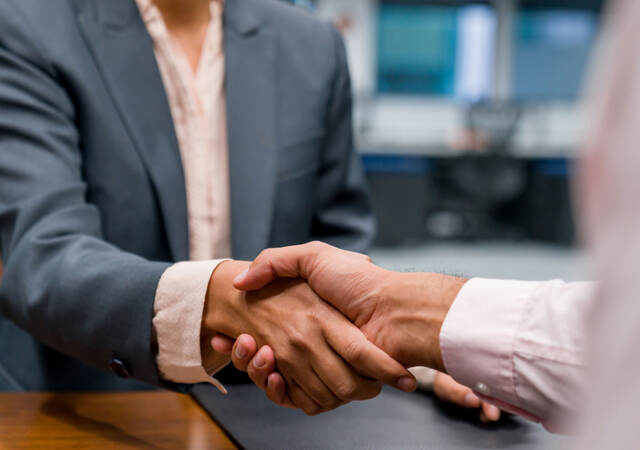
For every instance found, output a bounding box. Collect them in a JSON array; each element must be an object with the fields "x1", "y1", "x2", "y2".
[
  {"x1": 253, "y1": 353, "x2": 266, "y2": 368},
  {"x1": 397, "y1": 376, "x2": 416, "y2": 392},
  {"x1": 235, "y1": 345, "x2": 247, "y2": 359},
  {"x1": 487, "y1": 405, "x2": 500, "y2": 420},
  {"x1": 233, "y1": 269, "x2": 249, "y2": 285},
  {"x1": 464, "y1": 392, "x2": 480, "y2": 408}
]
